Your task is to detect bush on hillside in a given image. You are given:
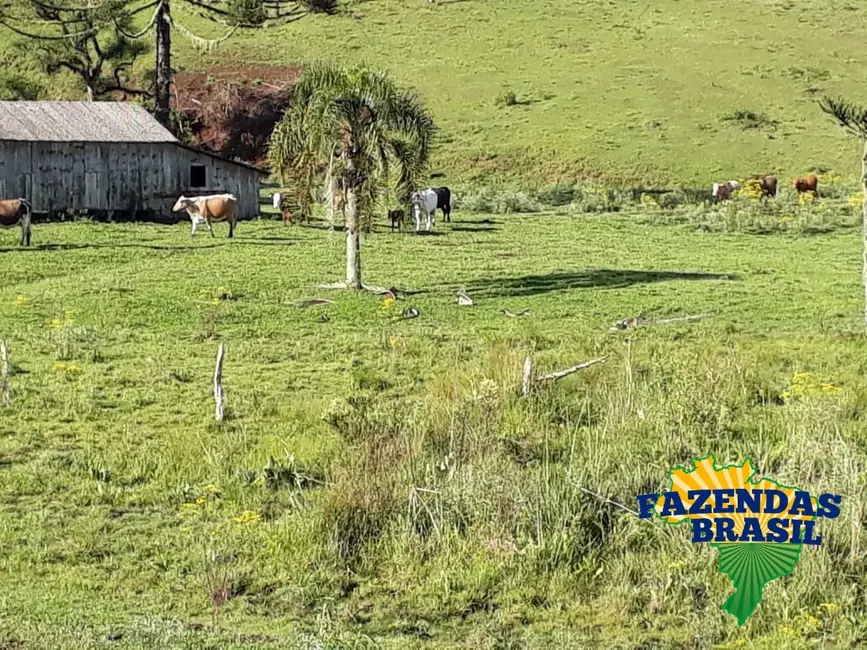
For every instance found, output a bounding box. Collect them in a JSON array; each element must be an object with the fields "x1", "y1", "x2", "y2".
[{"x1": 303, "y1": 0, "x2": 338, "y2": 14}]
